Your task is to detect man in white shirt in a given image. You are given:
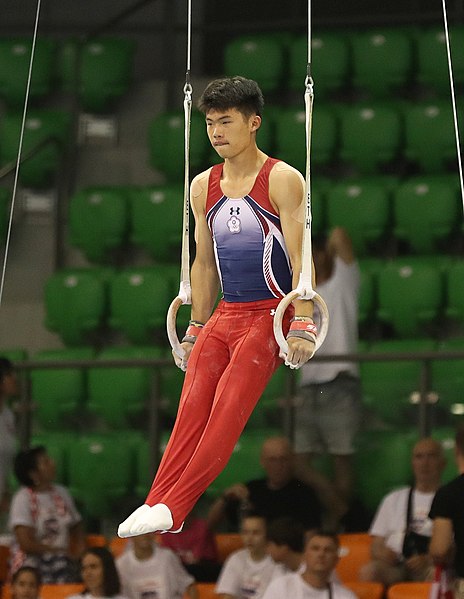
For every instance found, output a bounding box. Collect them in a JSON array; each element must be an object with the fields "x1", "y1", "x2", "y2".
[
  {"x1": 293, "y1": 227, "x2": 361, "y2": 528},
  {"x1": 216, "y1": 513, "x2": 278, "y2": 599},
  {"x1": 262, "y1": 530, "x2": 357, "y2": 599},
  {"x1": 116, "y1": 533, "x2": 197, "y2": 599},
  {"x1": 360, "y1": 437, "x2": 446, "y2": 585}
]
